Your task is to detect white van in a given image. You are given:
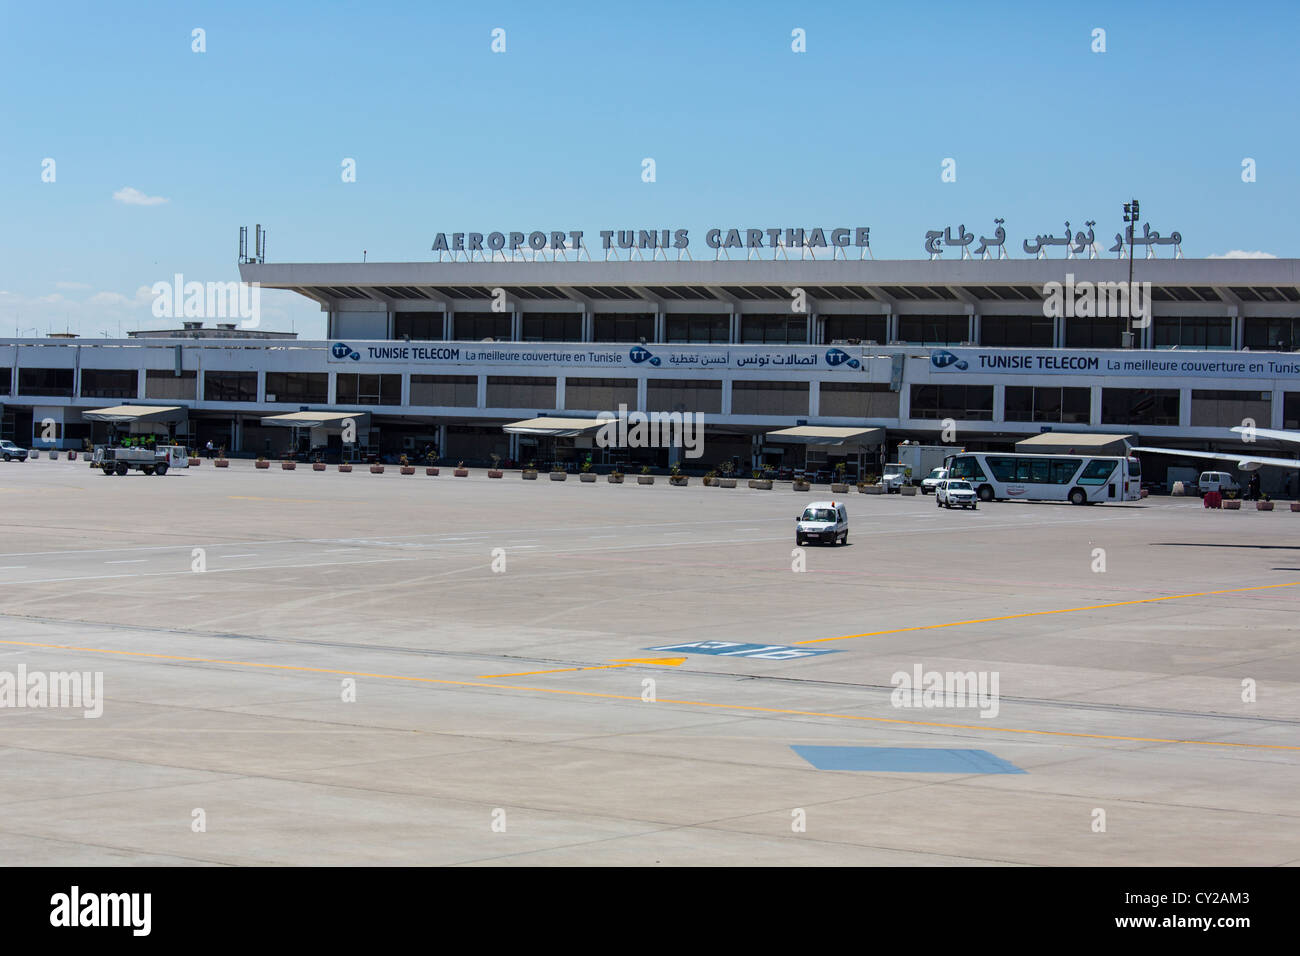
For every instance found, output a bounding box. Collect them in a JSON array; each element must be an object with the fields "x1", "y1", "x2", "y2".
[
  {"x1": 920, "y1": 467, "x2": 948, "y2": 494},
  {"x1": 795, "y1": 501, "x2": 848, "y2": 546},
  {"x1": 1198, "y1": 471, "x2": 1239, "y2": 497}
]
